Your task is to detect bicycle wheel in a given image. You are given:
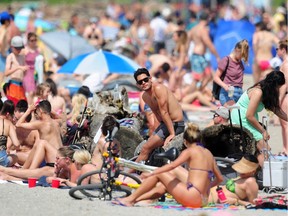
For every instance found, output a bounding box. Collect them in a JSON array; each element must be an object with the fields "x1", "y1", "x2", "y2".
[{"x1": 69, "y1": 170, "x2": 141, "y2": 200}]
